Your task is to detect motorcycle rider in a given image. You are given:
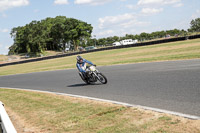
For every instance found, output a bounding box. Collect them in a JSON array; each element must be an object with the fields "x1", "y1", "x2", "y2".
[{"x1": 76, "y1": 55, "x2": 95, "y2": 80}]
